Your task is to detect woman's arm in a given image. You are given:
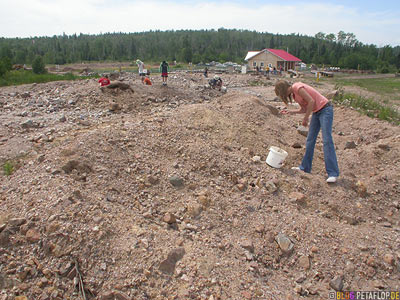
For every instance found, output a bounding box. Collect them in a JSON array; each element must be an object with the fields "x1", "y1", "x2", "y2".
[{"x1": 281, "y1": 104, "x2": 306, "y2": 115}]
